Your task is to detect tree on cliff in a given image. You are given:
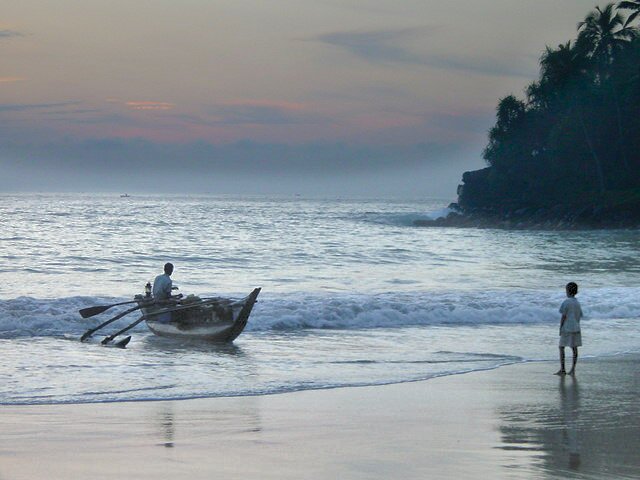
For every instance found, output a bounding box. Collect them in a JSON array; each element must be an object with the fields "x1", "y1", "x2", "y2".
[{"x1": 458, "y1": 2, "x2": 640, "y2": 212}]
